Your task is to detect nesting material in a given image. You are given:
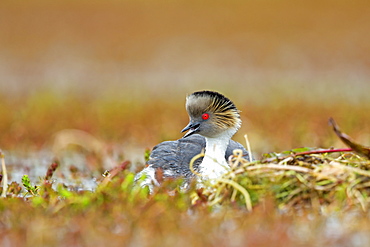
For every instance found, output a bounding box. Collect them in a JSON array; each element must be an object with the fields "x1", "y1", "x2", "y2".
[{"x1": 192, "y1": 148, "x2": 370, "y2": 212}]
